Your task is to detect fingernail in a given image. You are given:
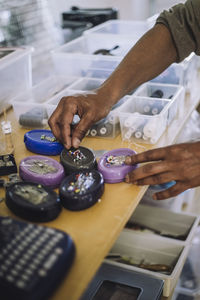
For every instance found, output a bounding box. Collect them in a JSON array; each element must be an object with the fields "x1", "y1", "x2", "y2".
[
  {"x1": 125, "y1": 175, "x2": 130, "y2": 183},
  {"x1": 125, "y1": 156, "x2": 131, "y2": 164},
  {"x1": 64, "y1": 143, "x2": 70, "y2": 150},
  {"x1": 73, "y1": 137, "x2": 81, "y2": 148}
]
